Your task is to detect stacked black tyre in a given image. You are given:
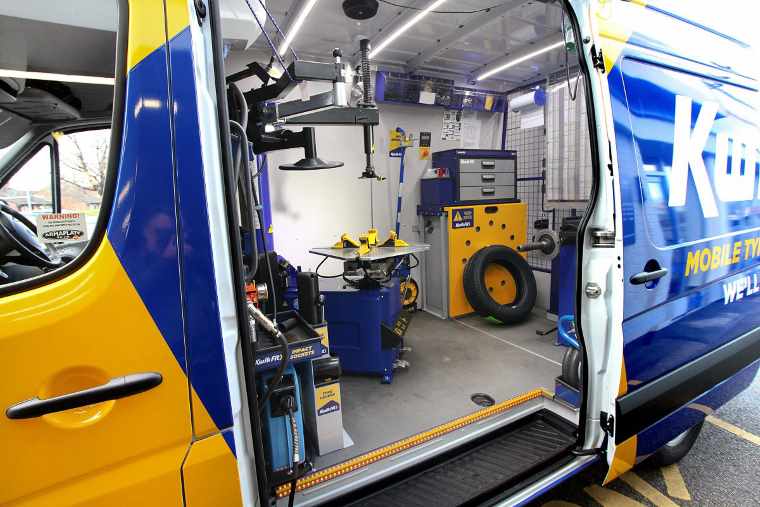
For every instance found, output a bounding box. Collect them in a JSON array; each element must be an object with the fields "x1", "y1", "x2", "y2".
[{"x1": 463, "y1": 245, "x2": 537, "y2": 324}]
